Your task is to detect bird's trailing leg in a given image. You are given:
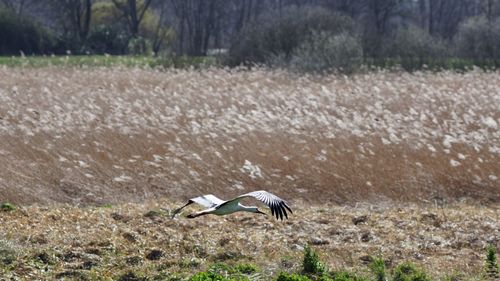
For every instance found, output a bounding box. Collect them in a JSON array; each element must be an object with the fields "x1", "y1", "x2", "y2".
[
  {"x1": 187, "y1": 210, "x2": 212, "y2": 219},
  {"x1": 255, "y1": 209, "x2": 267, "y2": 215},
  {"x1": 171, "y1": 201, "x2": 193, "y2": 218}
]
